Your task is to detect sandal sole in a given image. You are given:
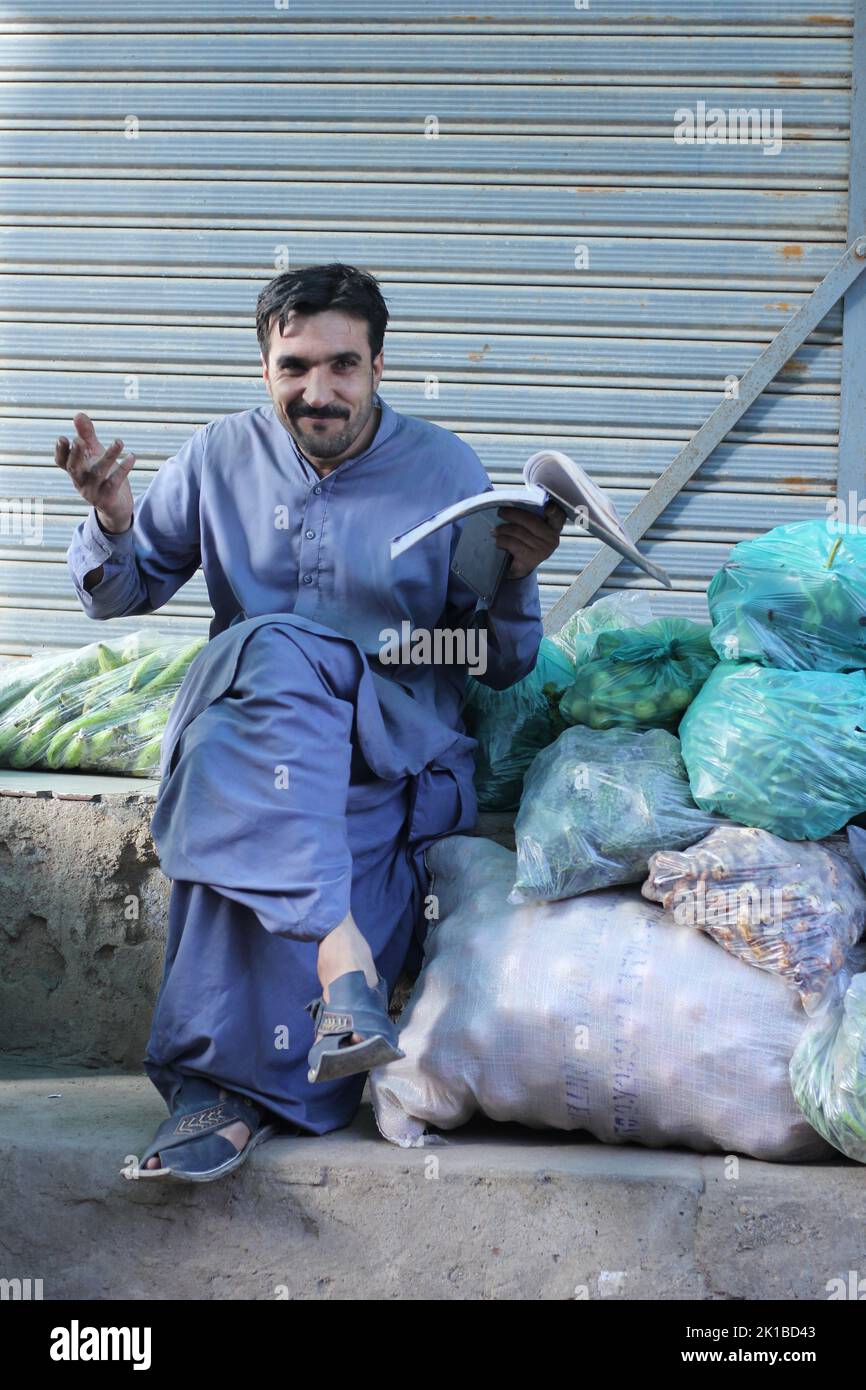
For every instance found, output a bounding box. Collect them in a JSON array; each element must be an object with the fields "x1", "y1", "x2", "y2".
[
  {"x1": 122, "y1": 1122, "x2": 279, "y2": 1184},
  {"x1": 307, "y1": 1035, "x2": 405, "y2": 1084}
]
